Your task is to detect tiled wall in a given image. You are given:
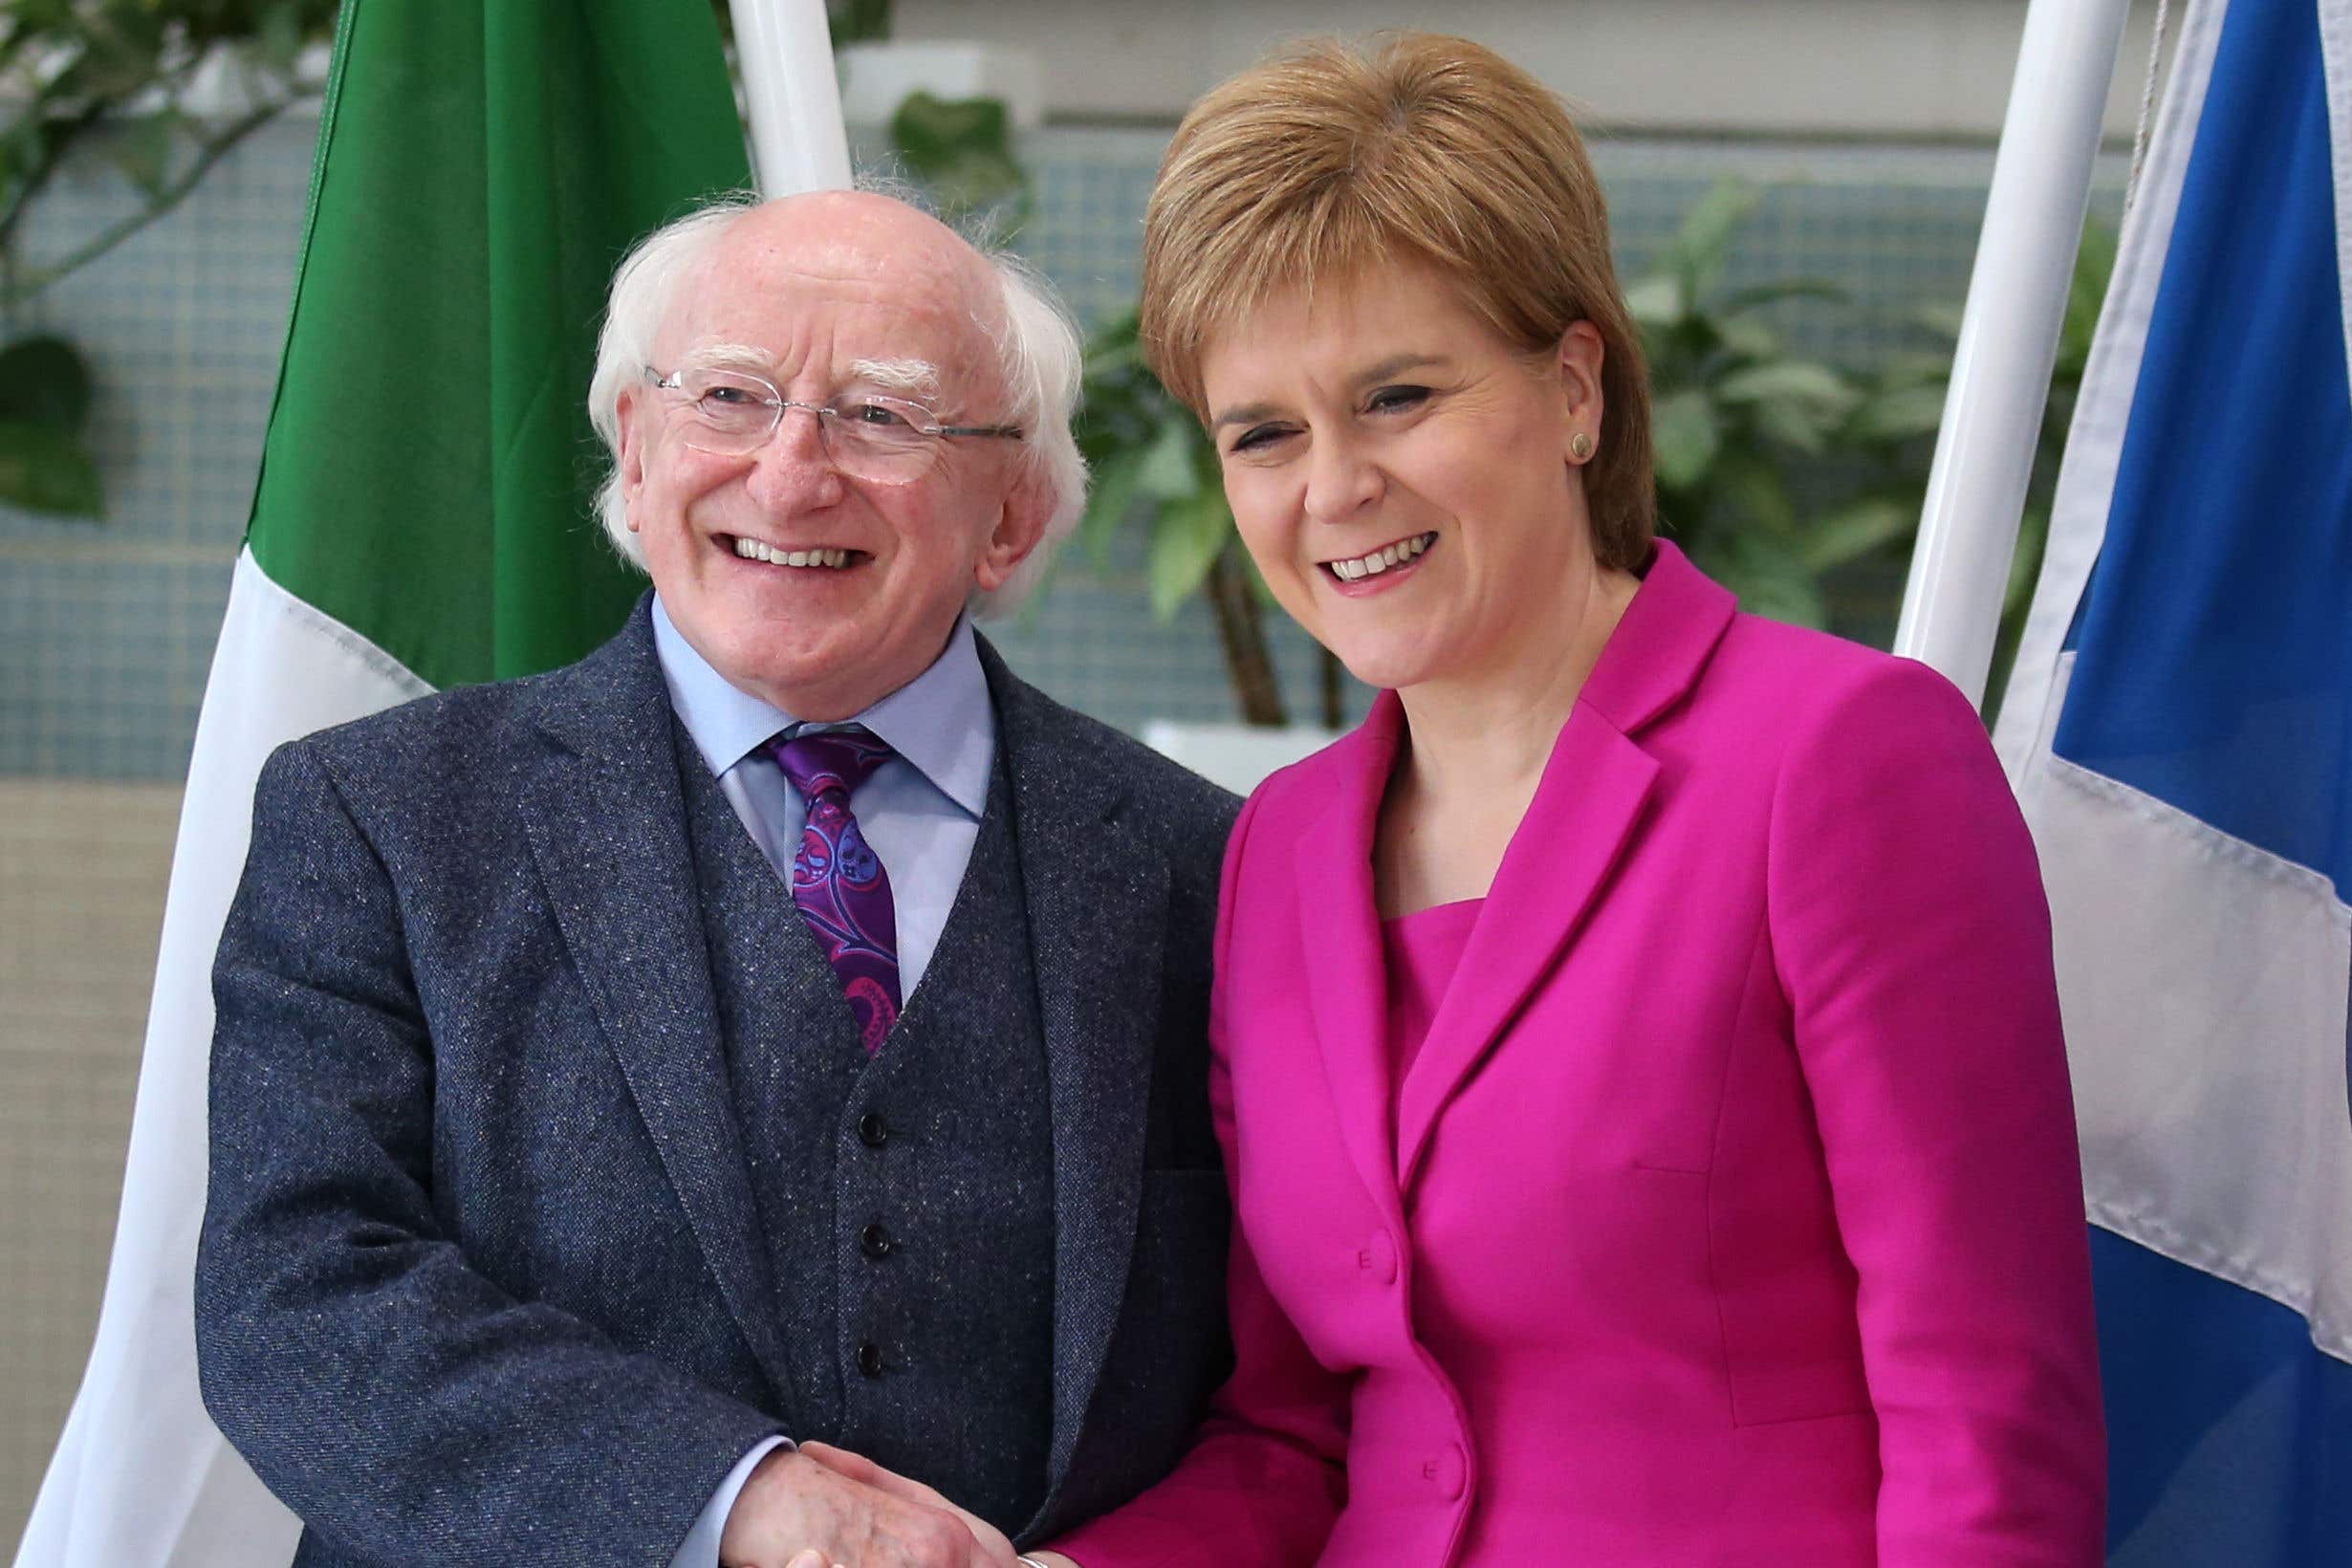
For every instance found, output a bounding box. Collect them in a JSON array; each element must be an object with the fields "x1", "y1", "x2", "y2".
[{"x1": 0, "y1": 112, "x2": 2123, "y2": 1545}]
